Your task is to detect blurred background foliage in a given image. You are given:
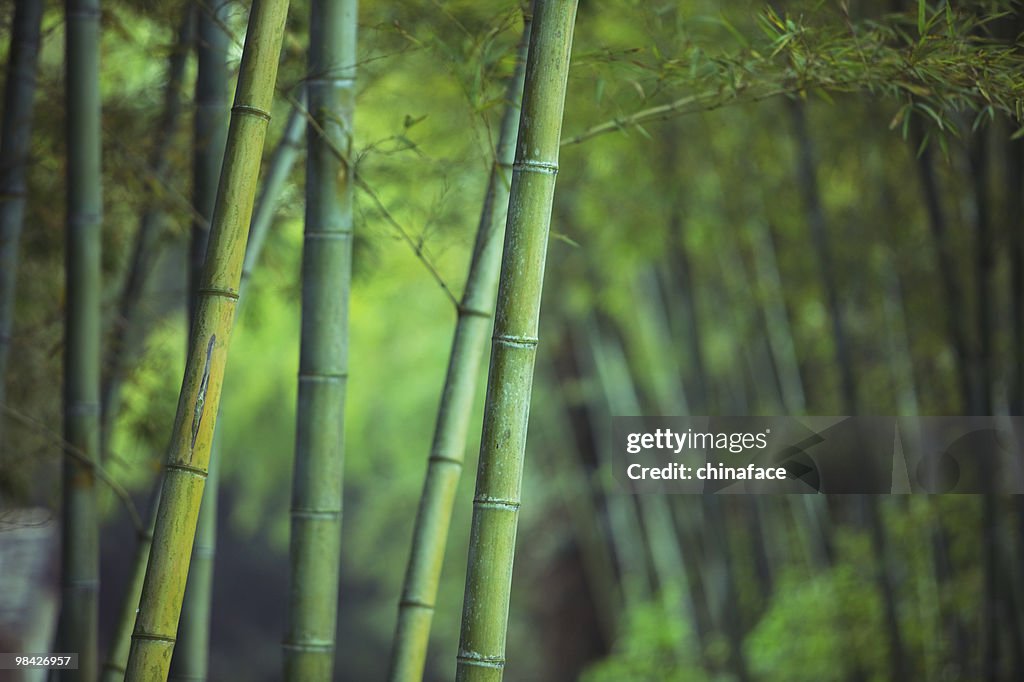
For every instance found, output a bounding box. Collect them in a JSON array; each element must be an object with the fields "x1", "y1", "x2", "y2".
[{"x1": 3, "y1": 0, "x2": 1024, "y2": 679}]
